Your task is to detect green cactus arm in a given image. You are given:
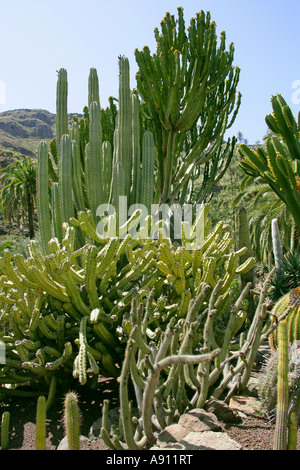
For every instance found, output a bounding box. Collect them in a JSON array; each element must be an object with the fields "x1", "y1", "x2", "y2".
[
  {"x1": 85, "y1": 101, "x2": 103, "y2": 221},
  {"x1": 63, "y1": 391, "x2": 81, "y2": 450},
  {"x1": 88, "y1": 68, "x2": 100, "y2": 107},
  {"x1": 1, "y1": 411, "x2": 10, "y2": 450},
  {"x1": 51, "y1": 182, "x2": 62, "y2": 242},
  {"x1": 71, "y1": 122, "x2": 86, "y2": 213},
  {"x1": 37, "y1": 141, "x2": 52, "y2": 255},
  {"x1": 140, "y1": 130, "x2": 155, "y2": 211},
  {"x1": 273, "y1": 319, "x2": 289, "y2": 450},
  {"x1": 117, "y1": 56, "x2": 132, "y2": 197},
  {"x1": 36, "y1": 395, "x2": 46, "y2": 450},
  {"x1": 59, "y1": 134, "x2": 74, "y2": 225},
  {"x1": 56, "y1": 68, "x2": 68, "y2": 160}
]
